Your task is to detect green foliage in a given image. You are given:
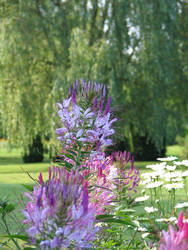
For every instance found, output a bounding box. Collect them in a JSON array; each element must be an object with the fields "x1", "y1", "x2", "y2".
[
  {"x1": 176, "y1": 135, "x2": 188, "y2": 159},
  {"x1": 131, "y1": 135, "x2": 166, "y2": 161},
  {"x1": 23, "y1": 135, "x2": 44, "y2": 163},
  {"x1": 0, "y1": 0, "x2": 188, "y2": 155}
]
